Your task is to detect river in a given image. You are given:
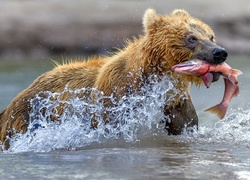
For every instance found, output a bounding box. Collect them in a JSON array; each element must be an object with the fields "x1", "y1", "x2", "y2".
[{"x1": 0, "y1": 55, "x2": 250, "y2": 179}]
